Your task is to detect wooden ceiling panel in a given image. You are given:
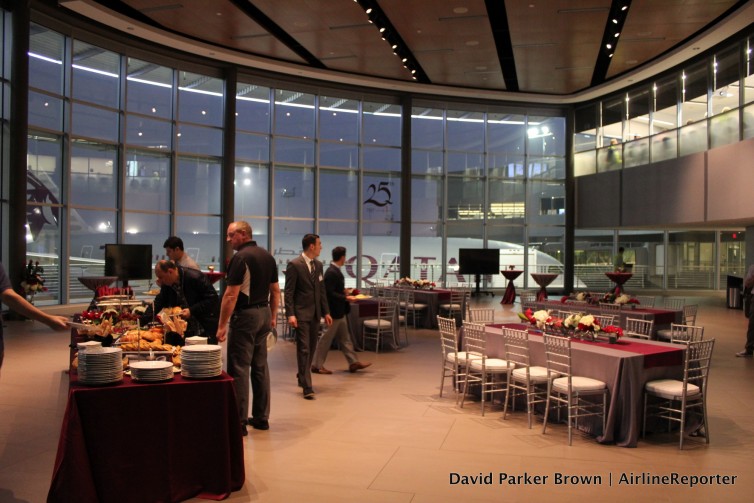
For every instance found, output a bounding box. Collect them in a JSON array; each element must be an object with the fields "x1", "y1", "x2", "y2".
[{"x1": 85, "y1": 0, "x2": 747, "y2": 95}]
